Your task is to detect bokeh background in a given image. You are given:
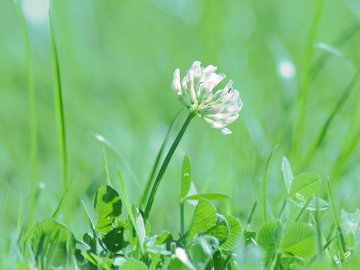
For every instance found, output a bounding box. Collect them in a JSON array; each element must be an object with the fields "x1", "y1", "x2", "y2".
[{"x1": 1, "y1": 0, "x2": 360, "y2": 261}]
